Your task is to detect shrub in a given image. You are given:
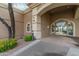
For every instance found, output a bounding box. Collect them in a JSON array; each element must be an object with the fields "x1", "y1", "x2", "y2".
[
  {"x1": 0, "y1": 40, "x2": 5, "y2": 52},
  {"x1": 23, "y1": 35, "x2": 32, "y2": 41},
  {"x1": 0, "y1": 39, "x2": 17, "y2": 52}
]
